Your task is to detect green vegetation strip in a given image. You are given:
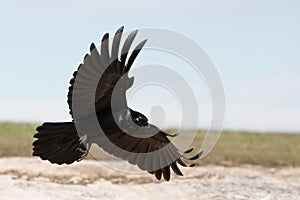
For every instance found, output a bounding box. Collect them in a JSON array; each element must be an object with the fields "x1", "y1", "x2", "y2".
[{"x1": 0, "y1": 123, "x2": 299, "y2": 167}]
